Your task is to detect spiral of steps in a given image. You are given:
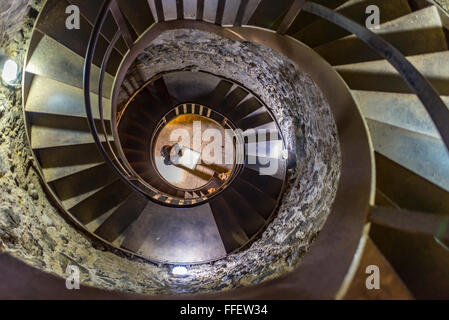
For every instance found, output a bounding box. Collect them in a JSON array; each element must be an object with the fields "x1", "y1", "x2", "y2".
[
  {"x1": 114, "y1": 71, "x2": 287, "y2": 263},
  {"x1": 14, "y1": 0, "x2": 449, "y2": 298}
]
